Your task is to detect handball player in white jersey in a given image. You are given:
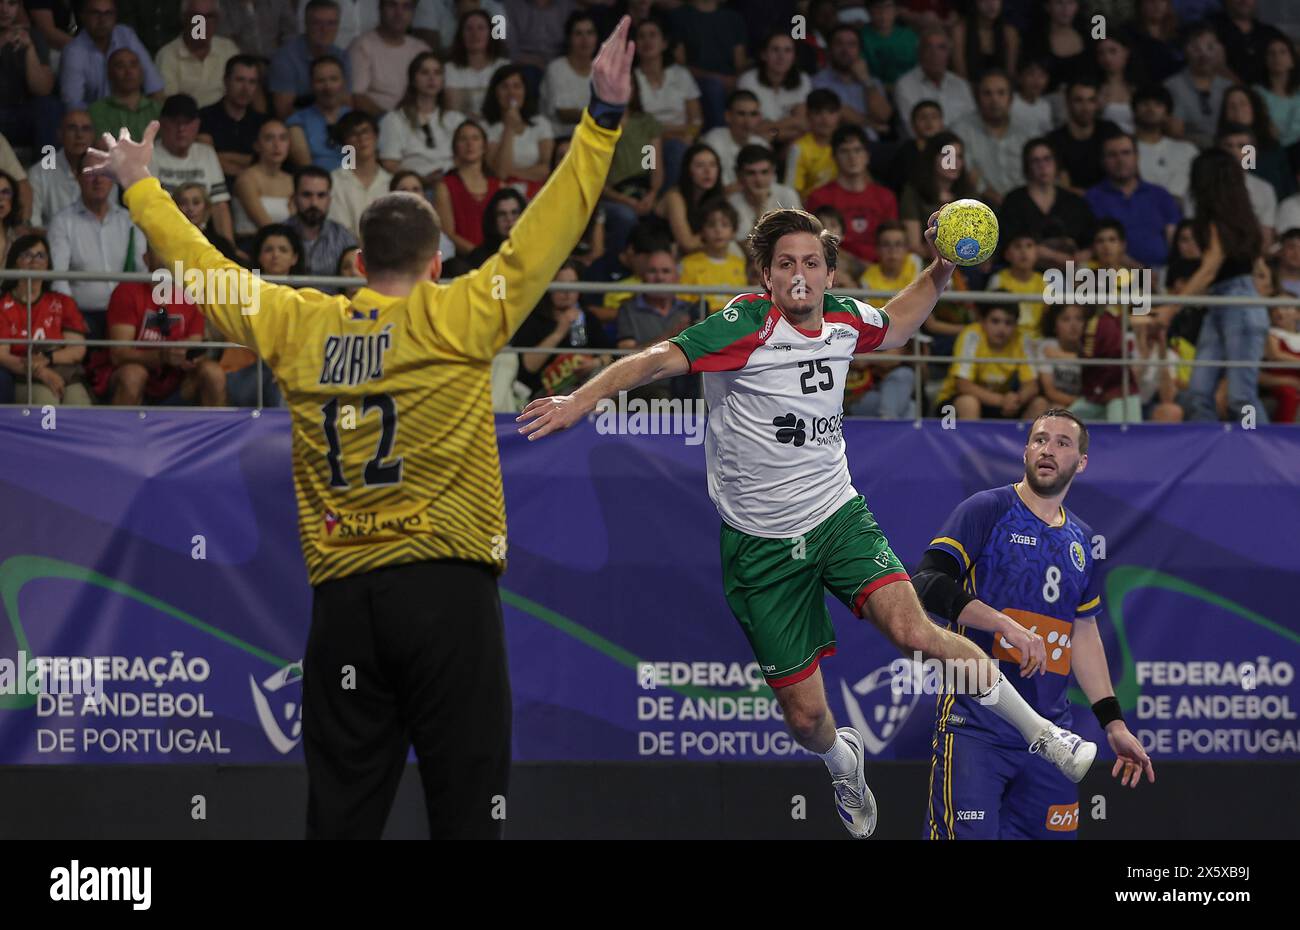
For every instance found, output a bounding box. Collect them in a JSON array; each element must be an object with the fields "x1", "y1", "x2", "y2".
[{"x1": 517, "y1": 208, "x2": 1097, "y2": 837}]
